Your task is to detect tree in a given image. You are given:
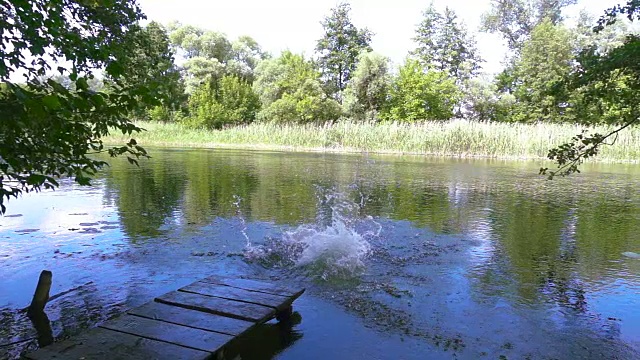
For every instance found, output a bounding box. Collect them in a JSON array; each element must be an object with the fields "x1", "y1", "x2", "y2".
[
  {"x1": 464, "y1": 79, "x2": 515, "y2": 122},
  {"x1": 0, "y1": 0, "x2": 164, "y2": 214},
  {"x1": 117, "y1": 21, "x2": 186, "y2": 120},
  {"x1": 342, "y1": 51, "x2": 391, "y2": 120},
  {"x1": 541, "y1": 1, "x2": 640, "y2": 178},
  {"x1": 412, "y1": 4, "x2": 483, "y2": 82},
  {"x1": 315, "y1": 2, "x2": 373, "y2": 101},
  {"x1": 187, "y1": 75, "x2": 260, "y2": 129},
  {"x1": 509, "y1": 19, "x2": 575, "y2": 123},
  {"x1": 383, "y1": 59, "x2": 462, "y2": 122},
  {"x1": 481, "y1": 0, "x2": 577, "y2": 51},
  {"x1": 167, "y1": 23, "x2": 266, "y2": 92},
  {"x1": 253, "y1": 51, "x2": 342, "y2": 123}
]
